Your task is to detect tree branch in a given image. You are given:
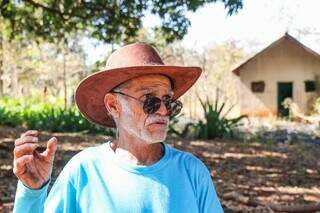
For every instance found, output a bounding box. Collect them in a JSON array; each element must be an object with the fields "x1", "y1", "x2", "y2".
[
  {"x1": 0, "y1": 0, "x2": 9, "y2": 10},
  {"x1": 23, "y1": 0, "x2": 65, "y2": 19}
]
